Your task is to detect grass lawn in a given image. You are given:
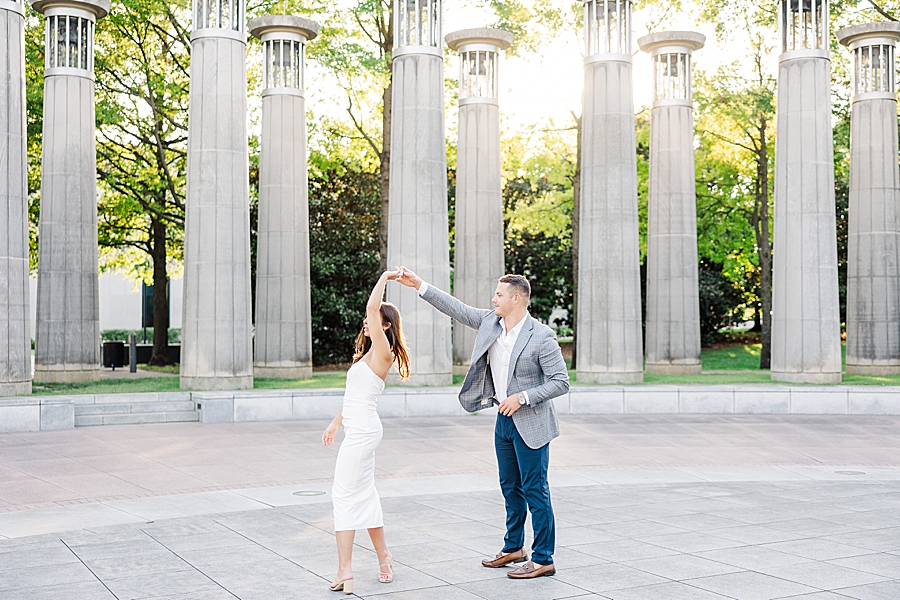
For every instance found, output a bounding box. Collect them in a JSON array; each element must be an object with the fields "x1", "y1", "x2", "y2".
[{"x1": 32, "y1": 372, "x2": 351, "y2": 397}]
